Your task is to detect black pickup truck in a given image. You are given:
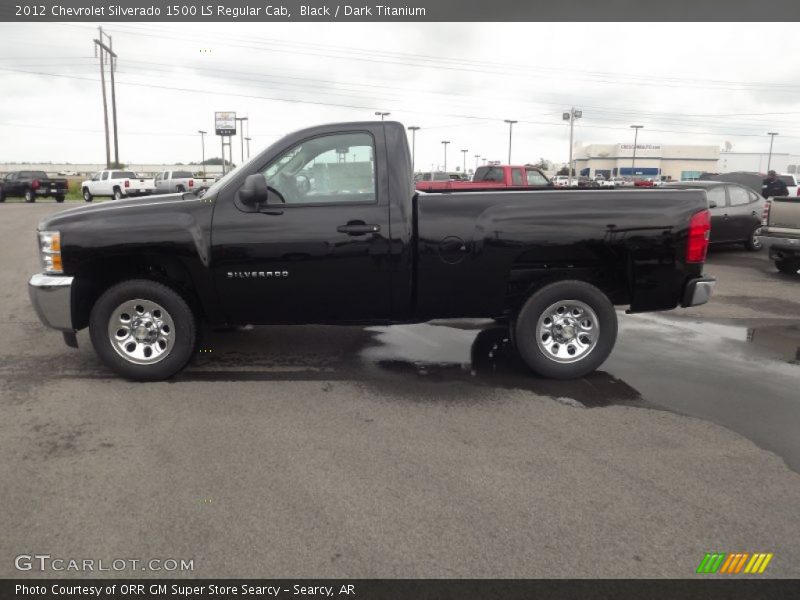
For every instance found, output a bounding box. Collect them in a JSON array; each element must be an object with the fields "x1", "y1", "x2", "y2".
[
  {"x1": 1, "y1": 170, "x2": 69, "y2": 203},
  {"x1": 28, "y1": 121, "x2": 715, "y2": 381}
]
